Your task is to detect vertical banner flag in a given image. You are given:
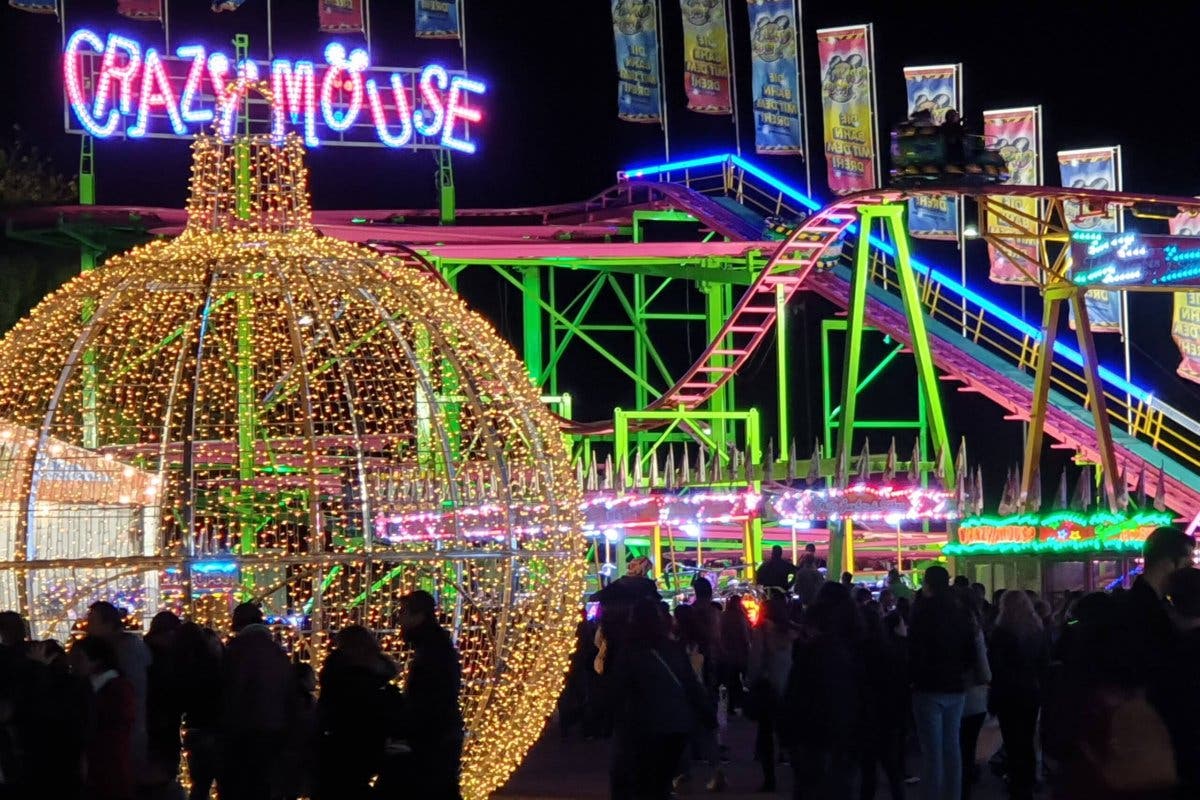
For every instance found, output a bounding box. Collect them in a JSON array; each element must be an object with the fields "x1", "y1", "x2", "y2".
[
  {"x1": 1059, "y1": 147, "x2": 1123, "y2": 333},
  {"x1": 415, "y1": 0, "x2": 461, "y2": 40},
  {"x1": 680, "y1": 0, "x2": 732, "y2": 115},
  {"x1": 612, "y1": 1, "x2": 662, "y2": 123},
  {"x1": 903, "y1": 64, "x2": 960, "y2": 240},
  {"x1": 1168, "y1": 209, "x2": 1200, "y2": 384},
  {"x1": 817, "y1": 24, "x2": 877, "y2": 193},
  {"x1": 747, "y1": 0, "x2": 802, "y2": 154},
  {"x1": 117, "y1": 0, "x2": 163, "y2": 21},
  {"x1": 983, "y1": 107, "x2": 1041, "y2": 285},
  {"x1": 9, "y1": 0, "x2": 56, "y2": 11},
  {"x1": 319, "y1": 0, "x2": 364, "y2": 33}
]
